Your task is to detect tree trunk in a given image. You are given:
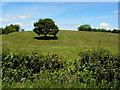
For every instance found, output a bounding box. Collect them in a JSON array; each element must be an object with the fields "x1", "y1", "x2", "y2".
[
  {"x1": 44, "y1": 34, "x2": 47, "y2": 39},
  {"x1": 53, "y1": 34, "x2": 56, "y2": 37}
]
